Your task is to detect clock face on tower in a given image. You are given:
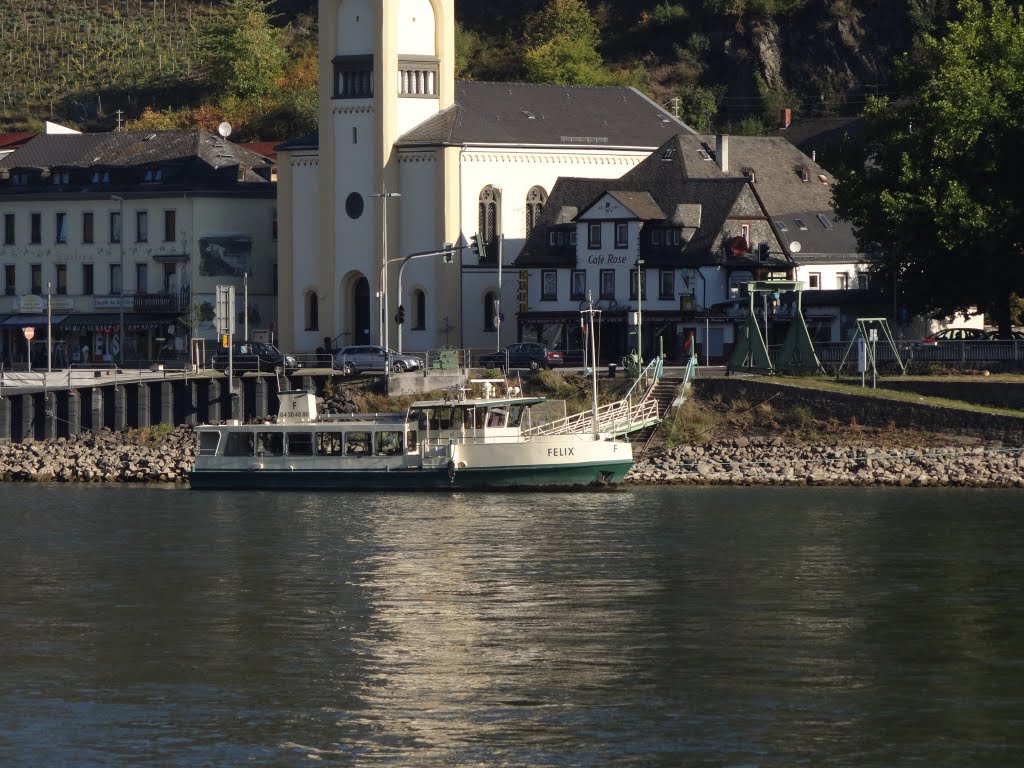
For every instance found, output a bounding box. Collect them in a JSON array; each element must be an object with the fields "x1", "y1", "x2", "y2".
[{"x1": 345, "y1": 192, "x2": 365, "y2": 219}]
